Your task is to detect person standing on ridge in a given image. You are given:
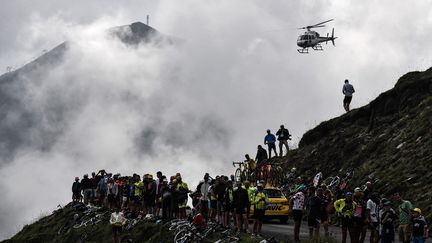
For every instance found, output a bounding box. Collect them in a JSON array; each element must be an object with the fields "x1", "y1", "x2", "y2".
[
  {"x1": 264, "y1": 129, "x2": 277, "y2": 158},
  {"x1": 342, "y1": 79, "x2": 355, "y2": 112},
  {"x1": 255, "y1": 145, "x2": 268, "y2": 167},
  {"x1": 72, "y1": 177, "x2": 82, "y2": 203},
  {"x1": 276, "y1": 125, "x2": 291, "y2": 157}
]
